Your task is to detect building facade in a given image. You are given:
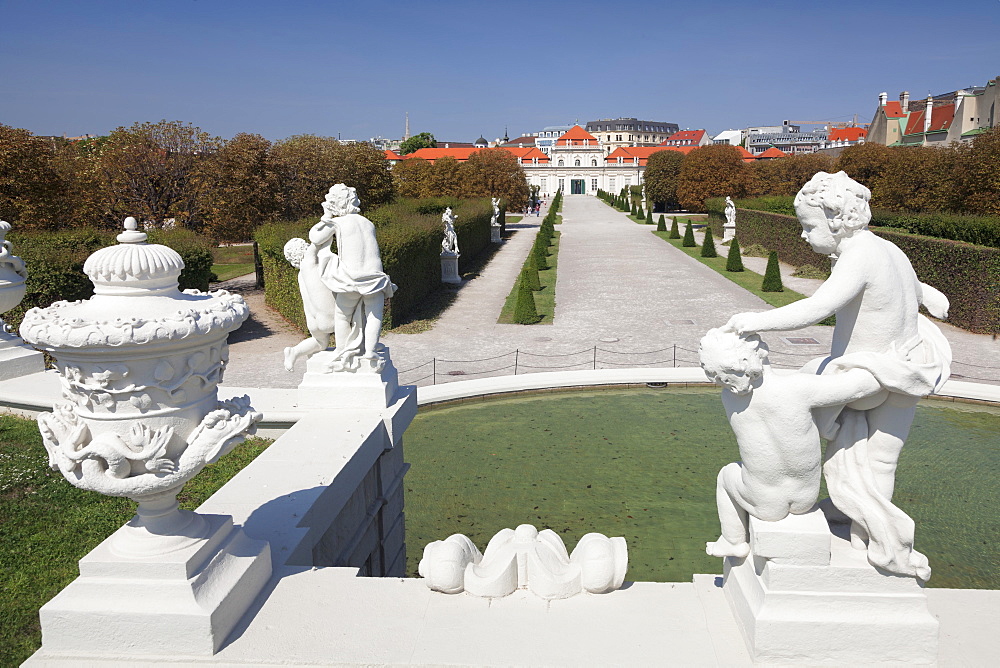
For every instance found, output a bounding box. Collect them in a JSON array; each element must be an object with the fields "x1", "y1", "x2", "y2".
[
  {"x1": 585, "y1": 118, "x2": 679, "y2": 155},
  {"x1": 868, "y1": 78, "x2": 999, "y2": 147}
]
